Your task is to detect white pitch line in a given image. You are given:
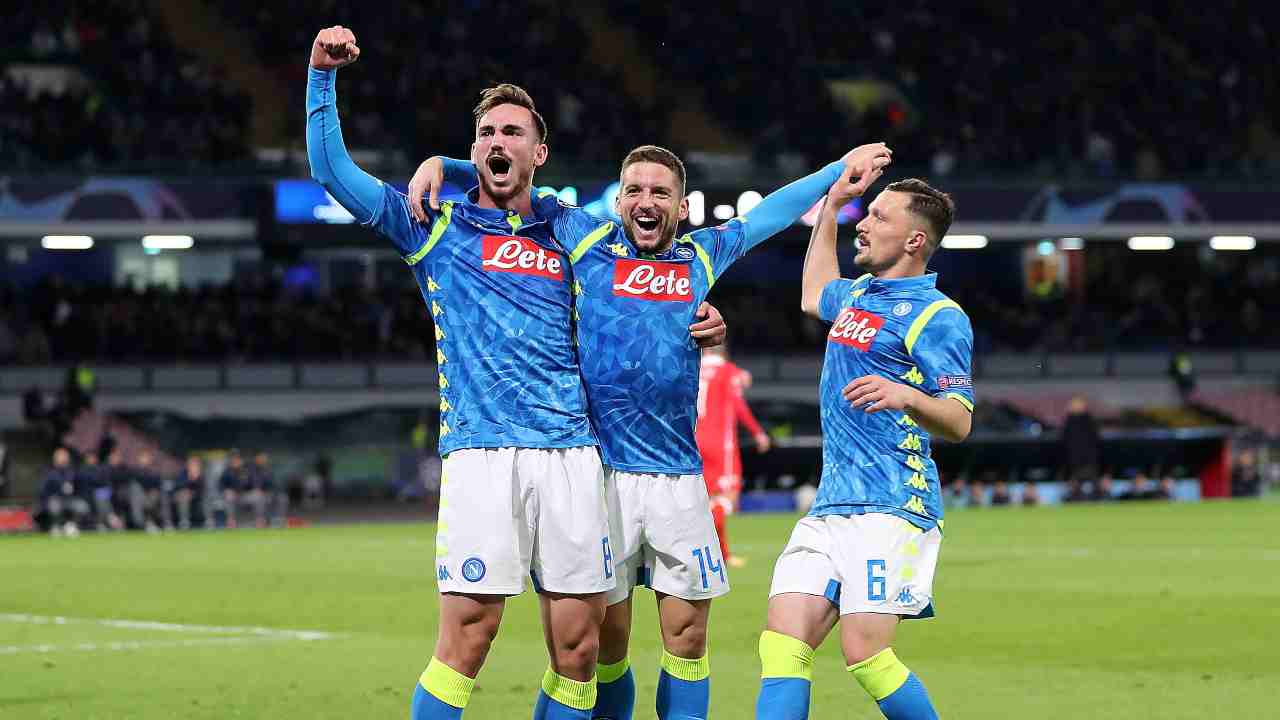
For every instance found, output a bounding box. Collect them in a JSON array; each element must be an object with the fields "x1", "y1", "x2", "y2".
[
  {"x1": 0, "y1": 636, "x2": 283, "y2": 655},
  {"x1": 0, "y1": 614, "x2": 337, "y2": 641}
]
